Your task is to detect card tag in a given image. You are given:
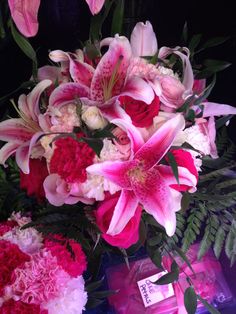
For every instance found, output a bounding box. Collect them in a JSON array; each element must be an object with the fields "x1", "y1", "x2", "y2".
[{"x1": 137, "y1": 272, "x2": 175, "y2": 308}]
